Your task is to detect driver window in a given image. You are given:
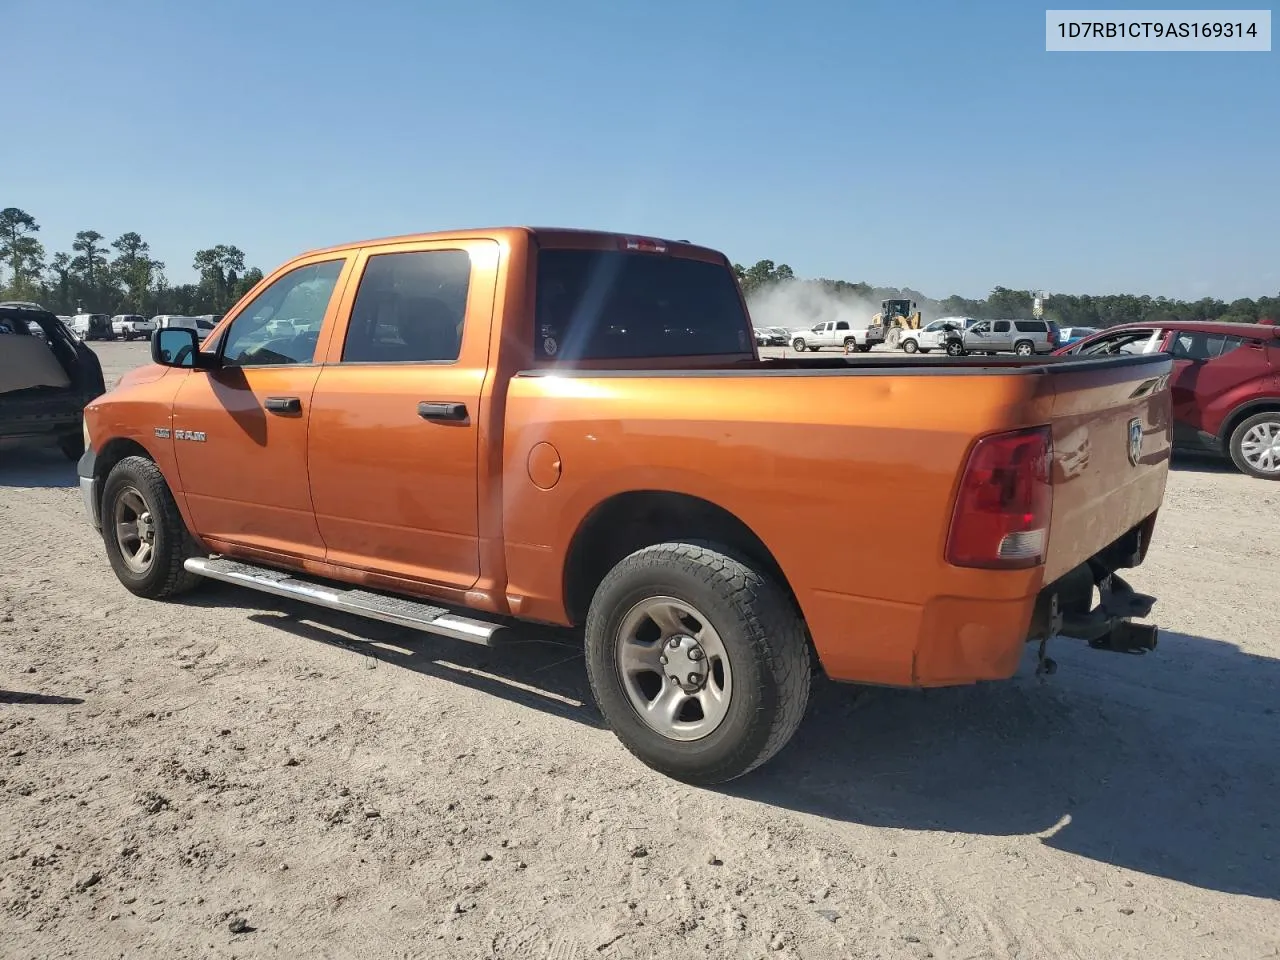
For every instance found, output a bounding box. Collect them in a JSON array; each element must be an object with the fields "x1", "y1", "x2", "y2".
[
  {"x1": 971, "y1": 321, "x2": 990, "y2": 333},
  {"x1": 221, "y1": 260, "x2": 345, "y2": 367}
]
